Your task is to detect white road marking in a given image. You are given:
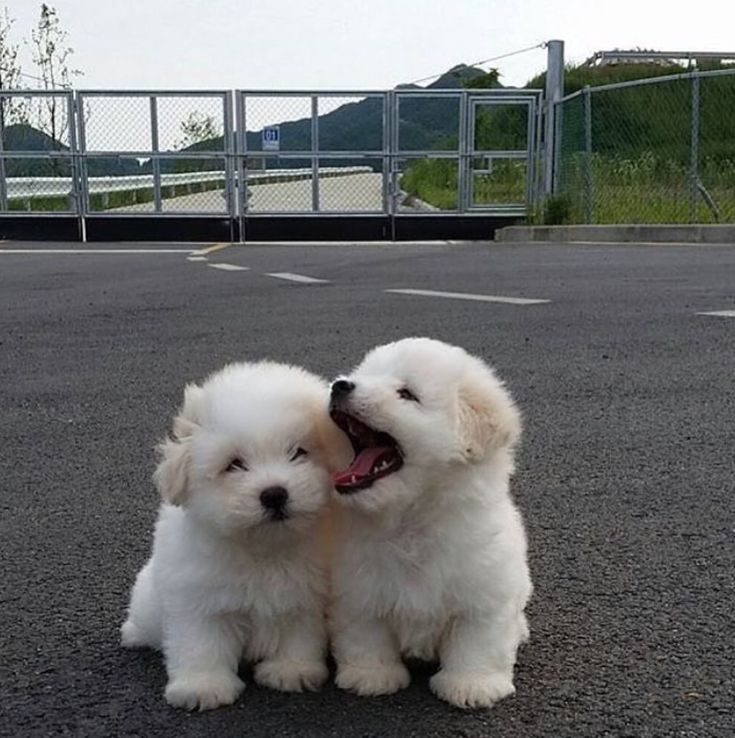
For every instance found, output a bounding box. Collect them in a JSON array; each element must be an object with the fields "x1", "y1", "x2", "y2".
[
  {"x1": 191, "y1": 242, "x2": 234, "y2": 256},
  {"x1": 207, "y1": 263, "x2": 250, "y2": 272},
  {"x1": 384, "y1": 288, "x2": 550, "y2": 305},
  {"x1": 266, "y1": 272, "x2": 329, "y2": 284},
  {"x1": 187, "y1": 256, "x2": 208, "y2": 262},
  {"x1": 697, "y1": 310, "x2": 735, "y2": 318},
  {"x1": 0, "y1": 249, "x2": 194, "y2": 254}
]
